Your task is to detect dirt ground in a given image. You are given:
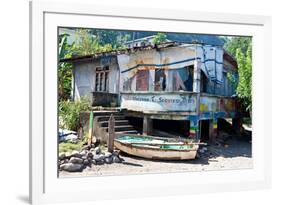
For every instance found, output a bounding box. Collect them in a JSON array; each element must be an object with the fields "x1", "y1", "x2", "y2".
[{"x1": 60, "y1": 138, "x2": 252, "y2": 178}]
